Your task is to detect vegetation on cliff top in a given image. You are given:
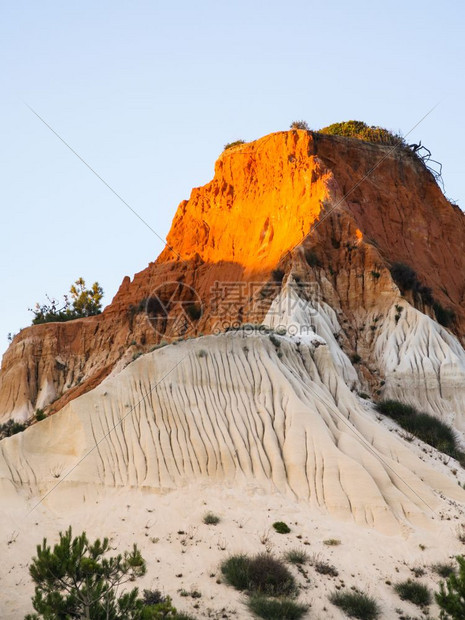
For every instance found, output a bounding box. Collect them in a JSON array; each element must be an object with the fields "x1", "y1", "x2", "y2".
[
  {"x1": 30, "y1": 278, "x2": 103, "y2": 325},
  {"x1": 319, "y1": 120, "x2": 406, "y2": 147}
]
